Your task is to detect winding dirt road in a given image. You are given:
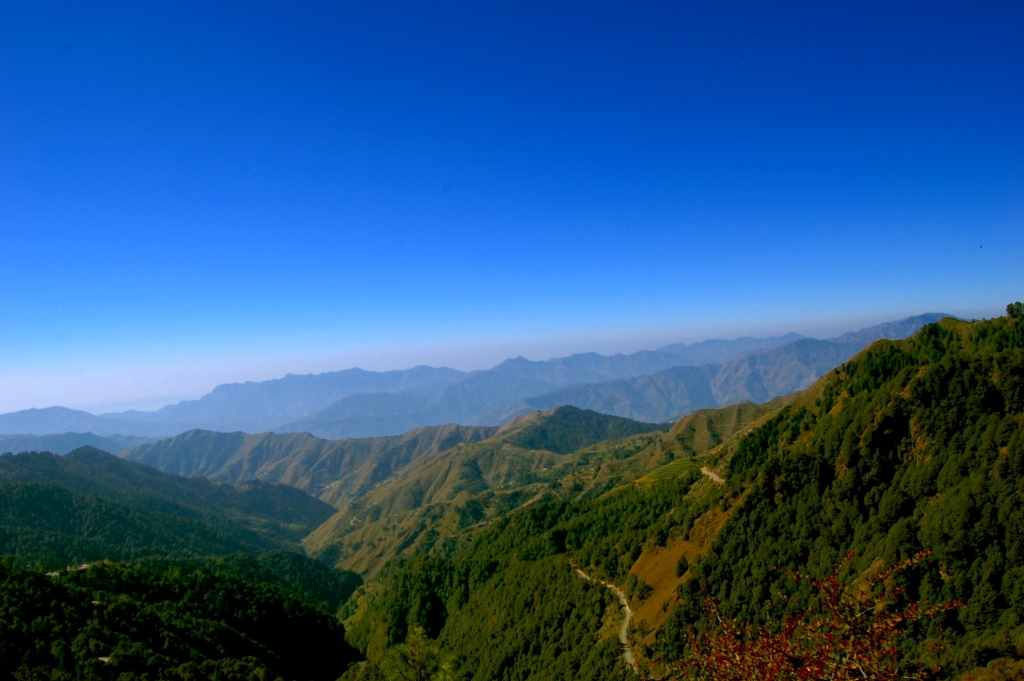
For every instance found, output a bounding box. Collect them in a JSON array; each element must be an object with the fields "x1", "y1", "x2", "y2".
[
  {"x1": 573, "y1": 567, "x2": 636, "y2": 671},
  {"x1": 568, "y1": 468, "x2": 722, "y2": 671}
]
